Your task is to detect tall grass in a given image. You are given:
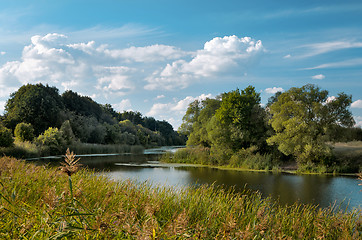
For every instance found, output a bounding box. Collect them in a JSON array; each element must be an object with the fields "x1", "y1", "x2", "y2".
[{"x1": 0, "y1": 155, "x2": 361, "y2": 239}]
